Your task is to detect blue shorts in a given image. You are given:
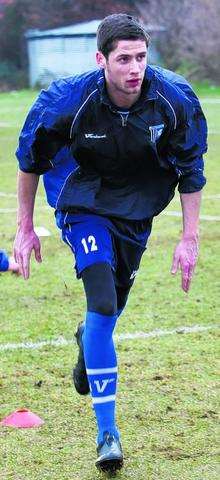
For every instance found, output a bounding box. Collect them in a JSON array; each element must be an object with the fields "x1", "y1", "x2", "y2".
[{"x1": 57, "y1": 212, "x2": 152, "y2": 288}]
